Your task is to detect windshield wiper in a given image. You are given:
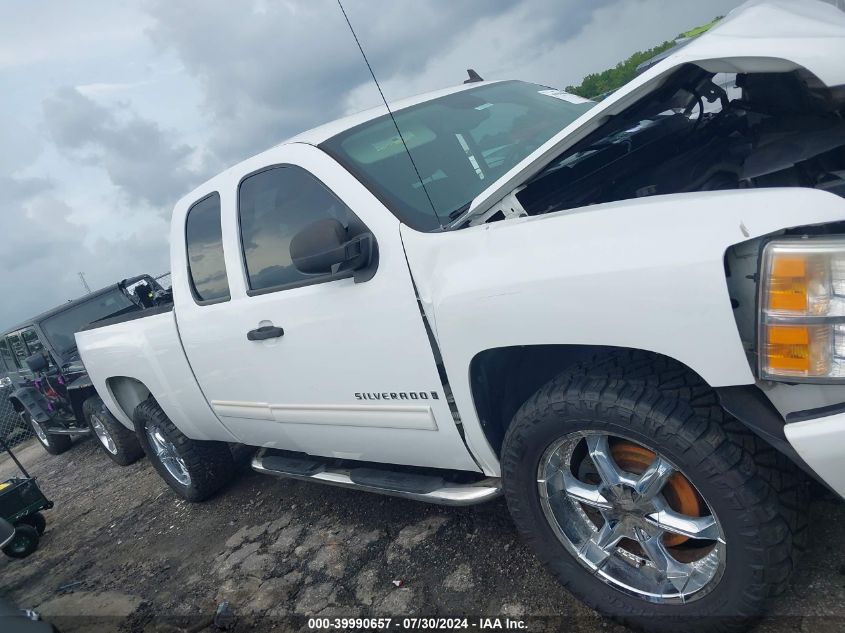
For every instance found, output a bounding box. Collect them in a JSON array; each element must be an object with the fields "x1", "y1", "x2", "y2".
[{"x1": 448, "y1": 202, "x2": 472, "y2": 221}]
